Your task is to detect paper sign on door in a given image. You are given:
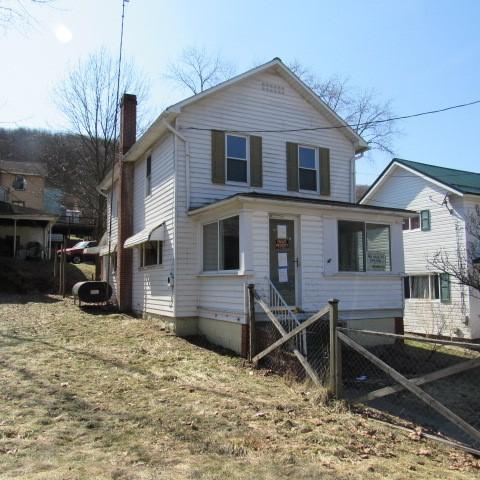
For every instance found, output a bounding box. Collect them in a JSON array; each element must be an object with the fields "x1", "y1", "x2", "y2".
[
  {"x1": 277, "y1": 225, "x2": 287, "y2": 239},
  {"x1": 278, "y1": 266, "x2": 288, "y2": 283},
  {"x1": 278, "y1": 252, "x2": 288, "y2": 268}
]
